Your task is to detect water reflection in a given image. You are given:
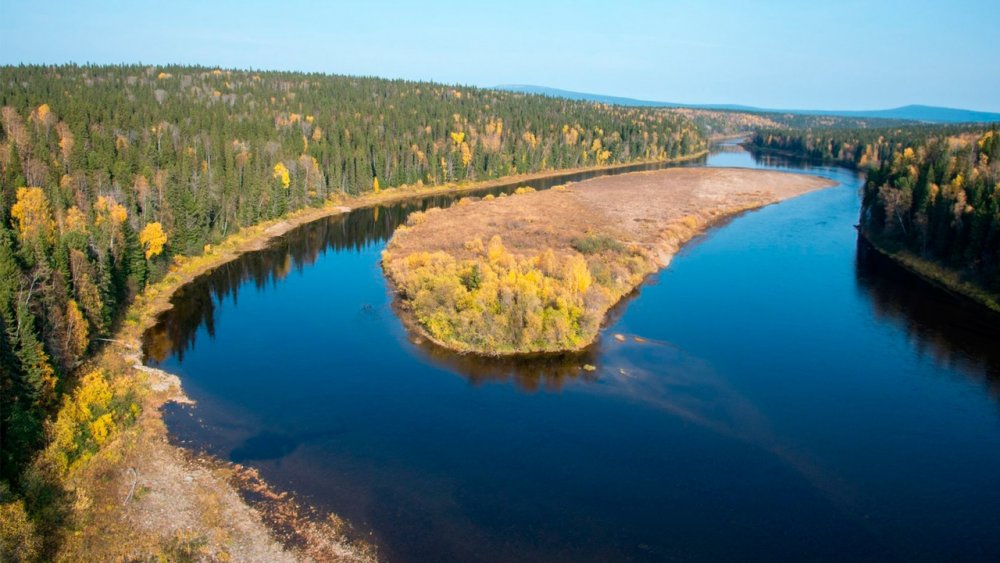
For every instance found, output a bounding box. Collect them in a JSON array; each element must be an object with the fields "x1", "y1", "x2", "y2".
[
  {"x1": 749, "y1": 151, "x2": 820, "y2": 169},
  {"x1": 145, "y1": 207, "x2": 421, "y2": 363},
  {"x1": 855, "y1": 237, "x2": 1000, "y2": 393},
  {"x1": 417, "y1": 343, "x2": 599, "y2": 391}
]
